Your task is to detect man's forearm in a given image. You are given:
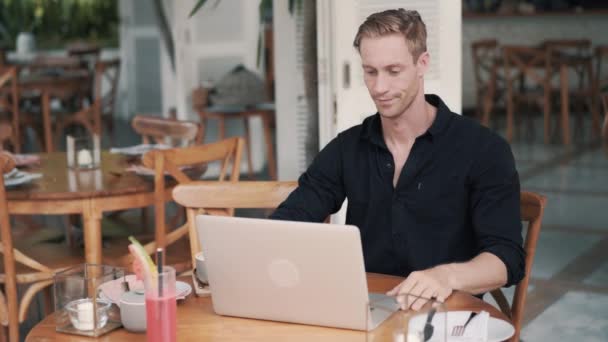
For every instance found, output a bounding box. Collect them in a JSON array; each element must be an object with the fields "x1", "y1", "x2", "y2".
[{"x1": 433, "y1": 252, "x2": 508, "y2": 294}]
